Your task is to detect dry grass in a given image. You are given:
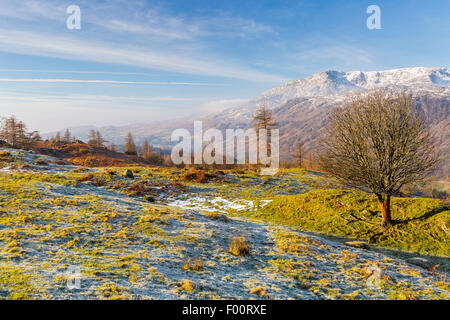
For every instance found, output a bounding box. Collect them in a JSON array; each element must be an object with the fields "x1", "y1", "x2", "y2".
[
  {"x1": 228, "y1": 235, "x2": 250, "y2": 256},
  {"x1": 181, "y1": 169, "x2": 216, "y2": 183},
  {"x1": 183, "y1": 258, "x2": 204, "y2": 272},
  {"x1": 250, "y1": 286, "x2": 267, "y2": 297}
]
